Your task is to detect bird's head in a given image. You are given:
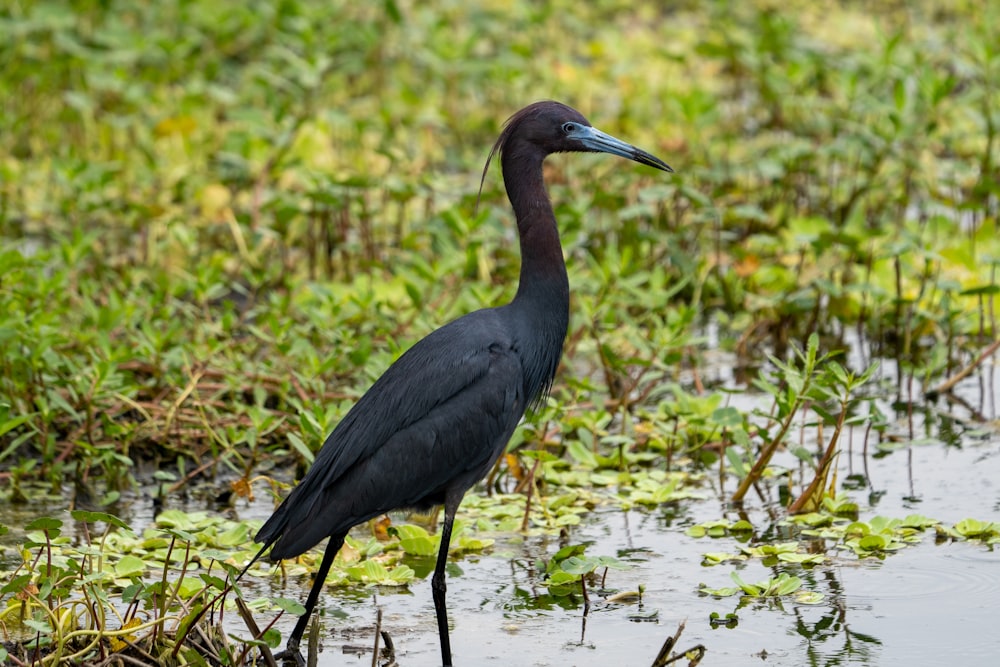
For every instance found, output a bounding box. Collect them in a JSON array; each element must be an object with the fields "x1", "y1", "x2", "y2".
[
  {"x1": 478, "y1": 101, "x2": 672, "y2": 209},
  {"x1": 509, "y1": 101, "x2": 673, "y2": 171}
]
